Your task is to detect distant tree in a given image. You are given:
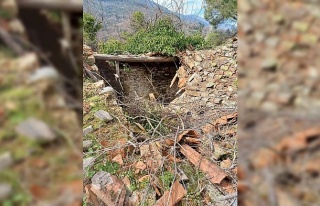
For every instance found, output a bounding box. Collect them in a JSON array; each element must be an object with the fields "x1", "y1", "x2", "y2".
[
  {"x1": 204, "y1": 0, "x2": 237, "y2": 28},
  {"x1": 130, "y1": 11, "x2": 147, "y2": 31},
  {"x1": 83, "y1": 12, "x2": 102, "y2": 48}
]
